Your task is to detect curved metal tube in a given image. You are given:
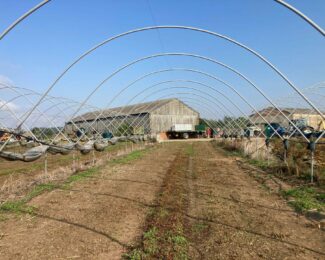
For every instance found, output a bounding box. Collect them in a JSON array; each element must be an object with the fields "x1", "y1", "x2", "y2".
[
  {"x1": 107, "y1": 68, "x2": 278, "y2": 136},
  {"x1": 275, "y1": 0, "x2": 325, "y2": 36},
  {"x1": 126, "y1": 91, "x2": 239, "y2": 136},
  {"x1": 0, "y1": 83, "x2": 71, "y2": 142},
  {"x1": 20, "y1": 25, "x2": 324, "y2": 131},
  {"x1": 68, "y1": 53, "x2": 288, "y2": 139},
  {"x1": 110, "y1": 82, "x2": 251, "y2": 133},
  {"x1": 137, "y1": 97, "x2": 226, "y2": 135},
  {"x1": 133, "y1": 95, "x2": 234, "y2": 134},
  {"x1": 0, "y1": 83, "x2": 96, "y2": 142},
  {"x1": 0, "y1": 0, "x2": 52, "y2": 40}
]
